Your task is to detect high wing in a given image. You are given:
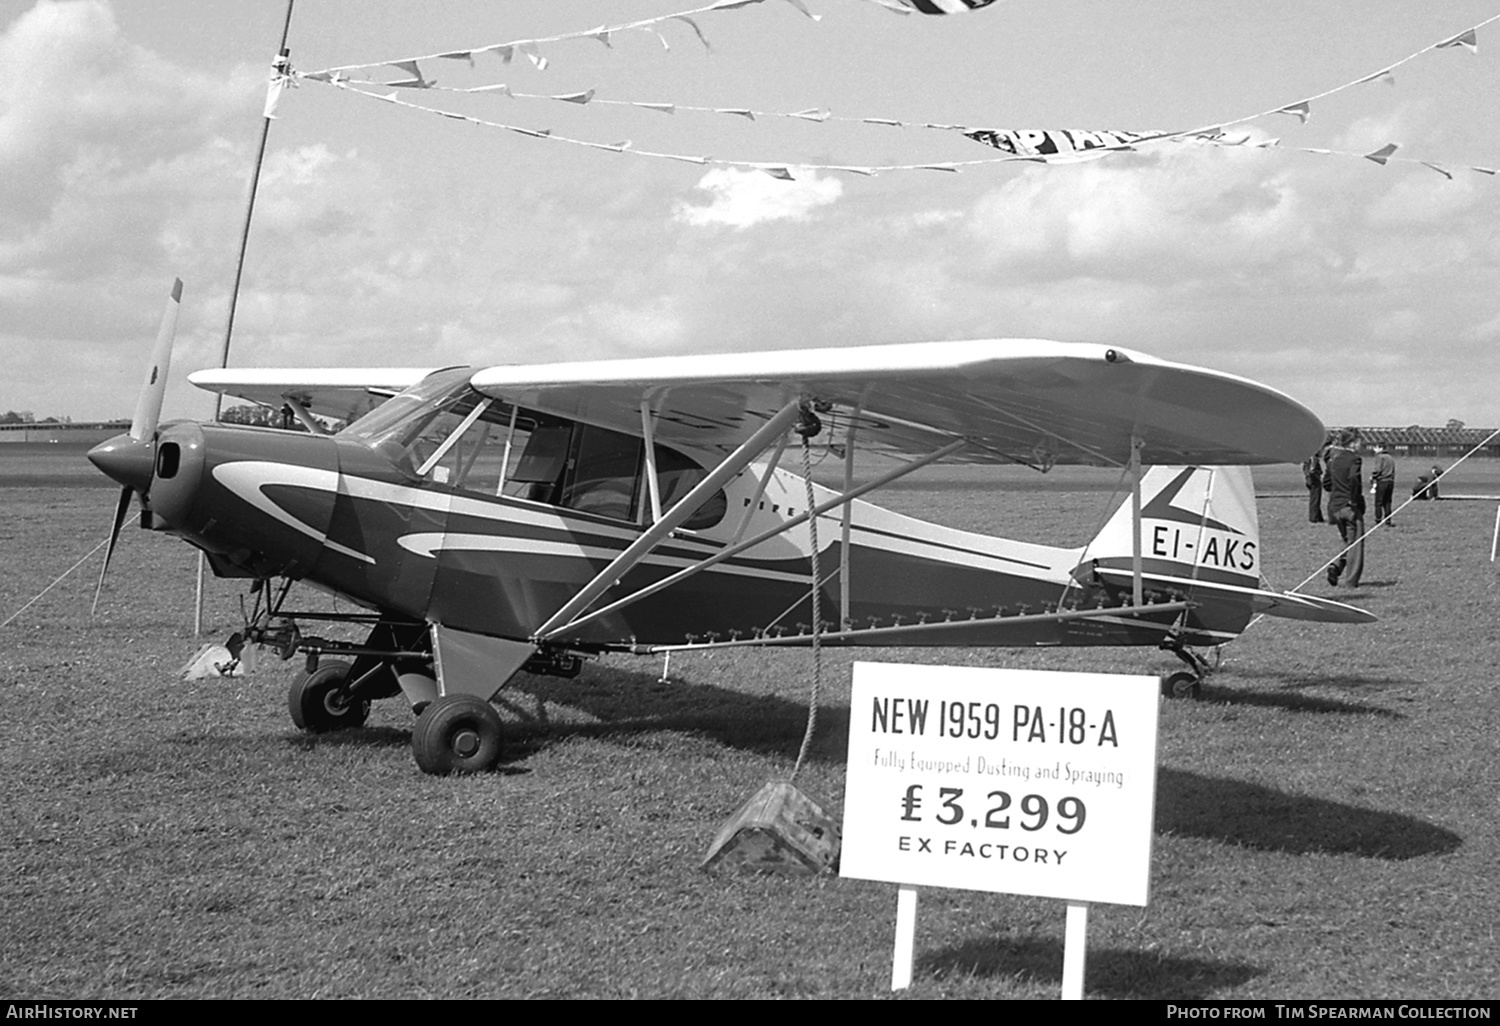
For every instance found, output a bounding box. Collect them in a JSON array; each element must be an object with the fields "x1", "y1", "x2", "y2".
[
  {"x1": 188, "y1": 367, "x2": 438, "y2": 425},
  {"x1": 468, "y1": 339, "x2": 1323, "y2": 467}
]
